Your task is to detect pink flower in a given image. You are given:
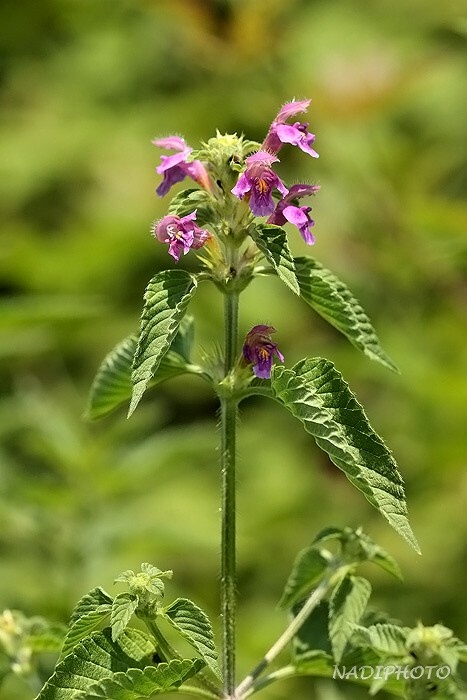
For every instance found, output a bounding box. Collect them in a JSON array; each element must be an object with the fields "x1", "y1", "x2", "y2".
[
  {"x1": 262, "y1": 99, "x2": 319, "y2": 158},
  {"x1": 242, "y1": 324, "x2": 284, "y2": 379},
  {"x1": 268, "y1": 184, "x2": 320, "y2": 245},
  {"x1": 153, "y1": 136, "x2": 211, "y2": 196},
  {"x1": 231, "y1": 151, "x2": 288, "y2": 216},
  {"x1": 152, "y1": 211, "x2": 210, "y2": 262}
]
